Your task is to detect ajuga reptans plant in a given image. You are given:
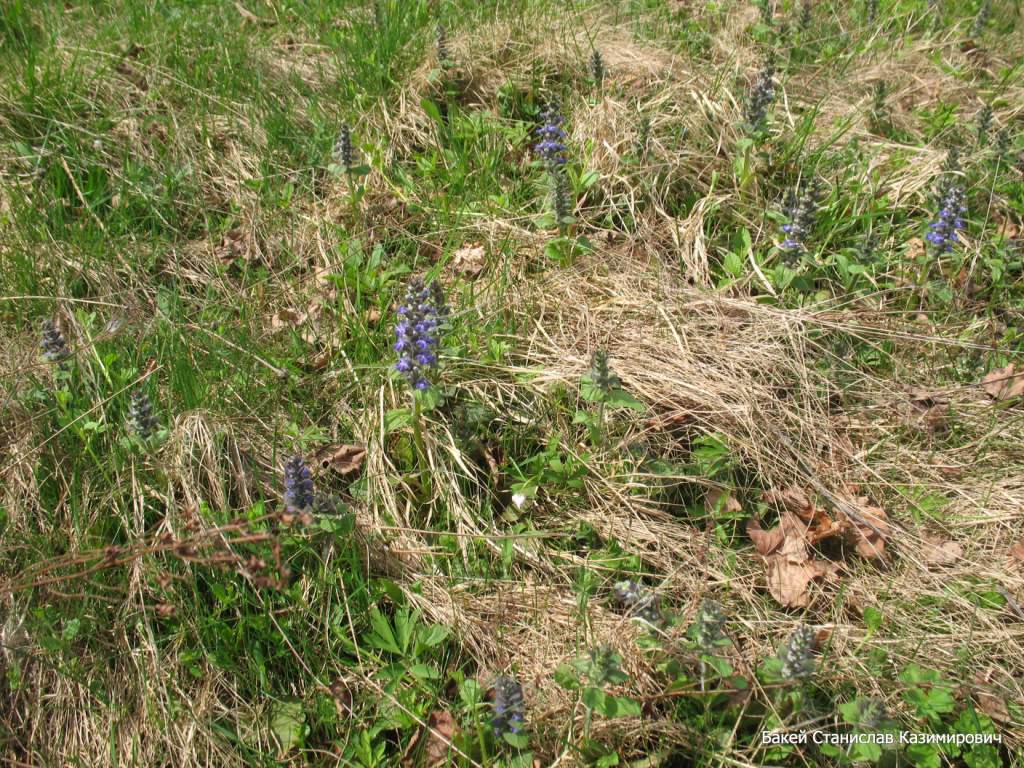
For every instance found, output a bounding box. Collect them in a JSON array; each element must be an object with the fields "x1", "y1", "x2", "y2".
[
  {"x1": 334, "y1": 123, "x2": 357, "y2": 173},
  {"x1": 778, "y1": 624, "x2": 817, "y2": 680},
  {"x1": 690, "y1": 598, "x2": 728, "y2": 651},
  {"x1": 40, "y1": 319, "x2": 70, "y2": 363},
  {"x1": 636, "y1": 113, "x2": 651, "y2": 159},
  {"x1": 780, "y1": 178, "x2": 825, "y2": 251},
  {"x1": 551, "y1": 165, "x2": 573, "y2": 234},
  {"x1": 976, "y1": 105, "x2": 993, "y2": 146},
  {"x1": 128, "y1": 389, "x2": 158, "y2": 440},
  {"x1": 436, "y1": 22, "x2": 450, "y2": 67},
  {"x1": 744, "y1": 55, "x2": 776, "y2": 134},
  {"x1": 534, "y1": 100, "x2": 568, "y2": 170},
  {"x1": 283, "y1": 455, "x2": 315, "y2": 515},
  {"x1": 925, "y1": 156, "x2": 967, "y2": 254},
  {"x1": 613, "y1": 580, "x2": 662, "y2": 625},
  {"x1": 865, "y1": 0, "x2": 878, "y2": 24},
  {"x1": 995, "y1": 127, "x2": 1011, "y2": 162},
  {"x1": 971, "y1": 0, "x2": 990, "y2": 37},
  {"x1": 588, "y1": 348, "x2": 621, "y2": 396},
  {"x1": 588, "y1": 48, "x2": 605, "y2": 85},
  {"x1": 491, "y1": 676, "x2": 526, "y2": 738},
  {"x1": 394, "y1": 278, "x2": 448, "y2": 391},
  {"x1": 798, "y1": 0, "x2": 813, "y2": 33},
  {"x1": 869, "y1": 81, "x2": 890, "y2": 132}
]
